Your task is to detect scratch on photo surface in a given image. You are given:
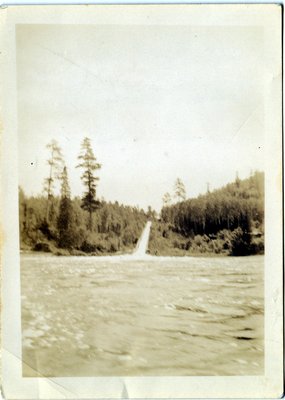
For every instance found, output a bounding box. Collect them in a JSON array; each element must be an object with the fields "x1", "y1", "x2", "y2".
[{"x1": 230, "y1": 105, "x2": 261, "y2": 143}]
